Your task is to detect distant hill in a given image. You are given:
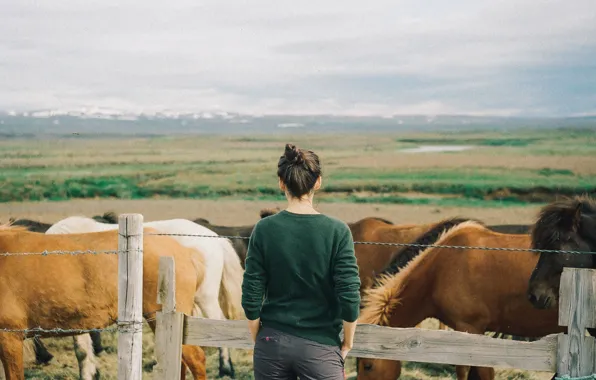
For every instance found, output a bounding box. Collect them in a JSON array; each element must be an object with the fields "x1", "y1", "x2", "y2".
[{"x1": 1, "y1": 111, "x2": 595, "y2": 138}]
